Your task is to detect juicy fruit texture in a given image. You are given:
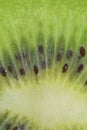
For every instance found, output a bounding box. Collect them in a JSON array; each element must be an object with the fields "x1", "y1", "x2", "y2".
[{"x1": 0, "y1": 0, "x2": 87, "y2": 130}]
